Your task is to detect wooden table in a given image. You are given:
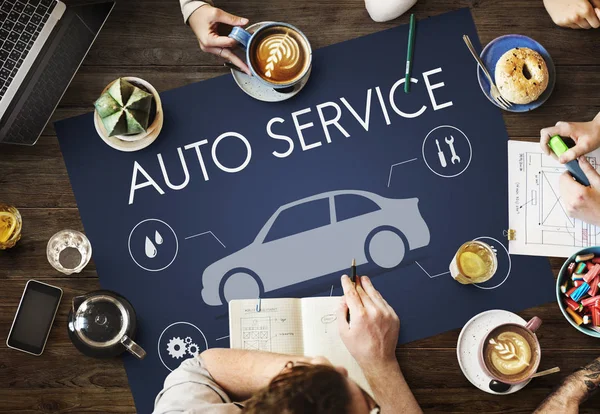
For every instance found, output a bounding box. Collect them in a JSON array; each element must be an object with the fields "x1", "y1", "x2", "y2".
[{"x1": 1, "y1": 0, "x2": 599, "y2": 412}]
